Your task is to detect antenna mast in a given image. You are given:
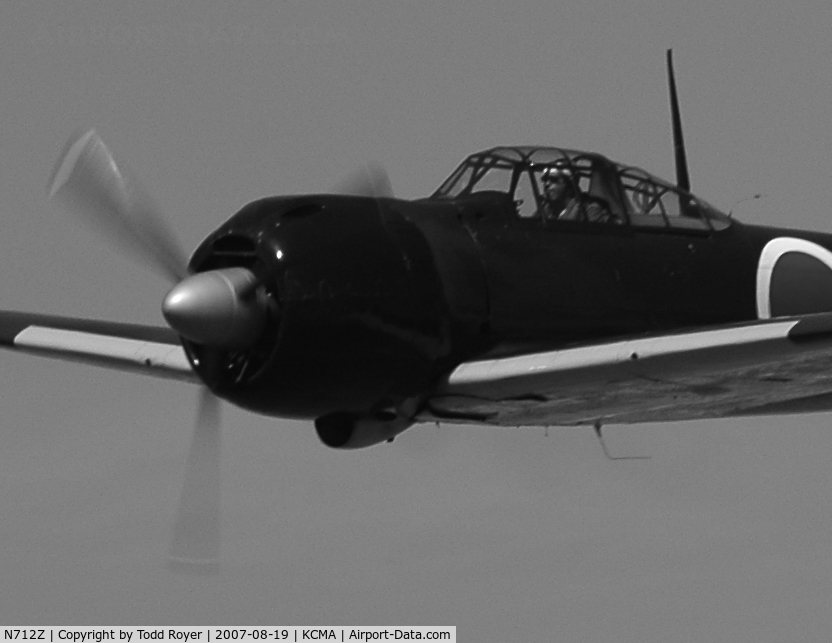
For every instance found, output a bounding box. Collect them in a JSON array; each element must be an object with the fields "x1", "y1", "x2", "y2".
[{"x1": 666, "y1": 49, "x2": 691, "y2": 193}]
